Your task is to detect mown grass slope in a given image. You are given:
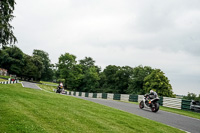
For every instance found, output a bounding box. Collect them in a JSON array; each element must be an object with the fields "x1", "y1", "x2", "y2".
[{"x1": 0, "y1": 84, "x2": 184, "y2": 133}]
